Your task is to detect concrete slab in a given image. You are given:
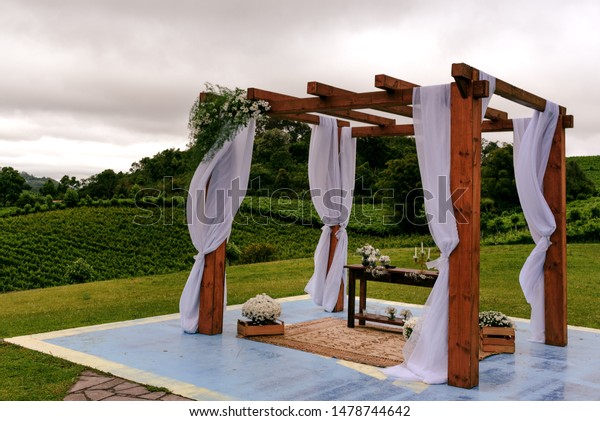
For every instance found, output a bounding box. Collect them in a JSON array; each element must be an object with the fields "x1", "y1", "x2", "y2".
[{"x1": 6, "y1": 295, "x2": 600, "y2": 401}]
